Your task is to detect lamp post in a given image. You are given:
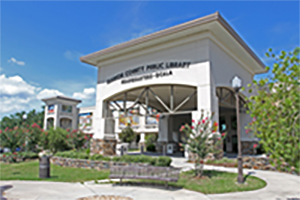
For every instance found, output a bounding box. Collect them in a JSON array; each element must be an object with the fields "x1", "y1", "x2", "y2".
[
  {"x1": 231, "y1": 76, "x2": 244, "y2": 184},
  {"x1": 22, "y1": 114, "x2": 28, "y2": 152}
]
